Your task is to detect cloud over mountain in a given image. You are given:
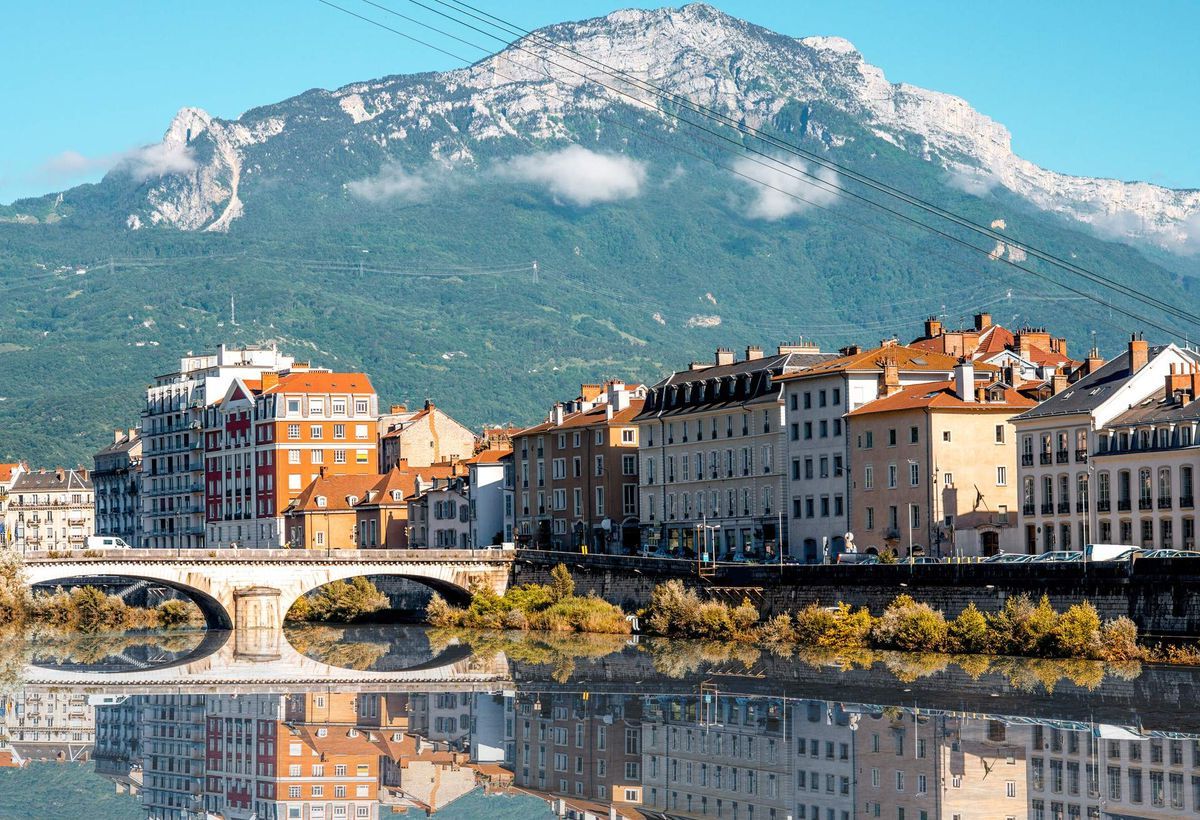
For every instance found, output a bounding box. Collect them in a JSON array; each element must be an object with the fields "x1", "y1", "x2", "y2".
[{"x1": 494, "y1": 146, "x2": 647, "y2": 207}]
